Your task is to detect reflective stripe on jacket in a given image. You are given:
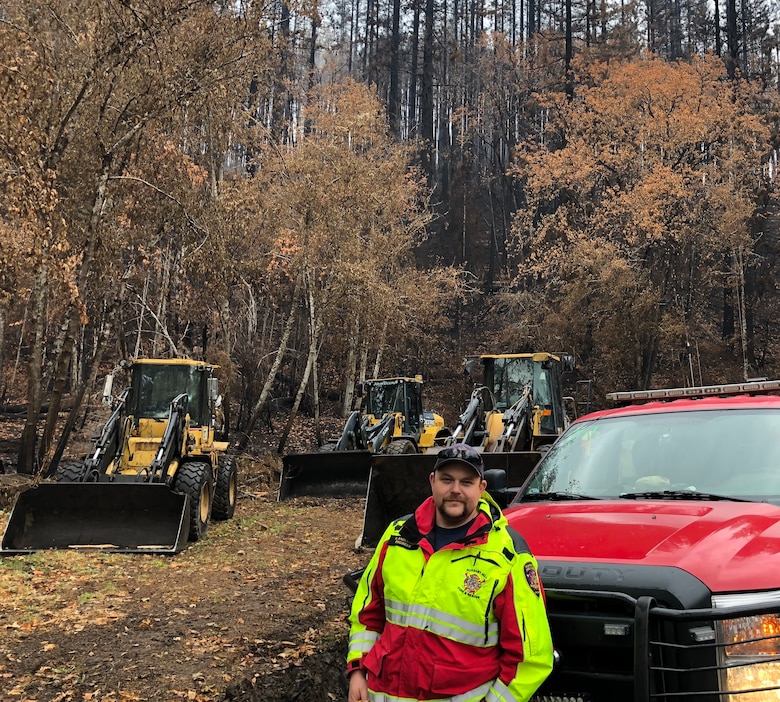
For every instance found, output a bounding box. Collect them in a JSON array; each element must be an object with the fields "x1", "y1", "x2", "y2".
[{"x1": 347, "y1": 493, "x2": 554, "y2": 702}]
